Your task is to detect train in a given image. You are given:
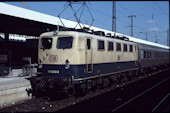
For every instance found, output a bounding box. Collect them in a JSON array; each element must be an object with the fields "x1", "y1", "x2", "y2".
[{"x1": 30, "y1": 28, "x2": 169, "y2": 97}]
